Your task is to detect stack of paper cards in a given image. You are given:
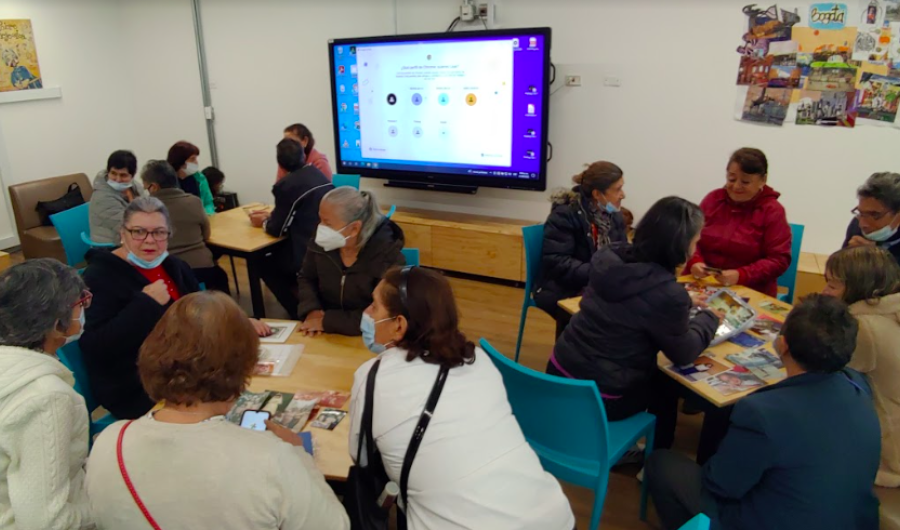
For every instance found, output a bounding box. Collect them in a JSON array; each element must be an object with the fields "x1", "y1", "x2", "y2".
[
  {"x1": 254, "y1": 344, "x2": 303, "y2": 376},
  {"x1": 259, "y1": 322, "x2": 299, "y2": 344}
]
